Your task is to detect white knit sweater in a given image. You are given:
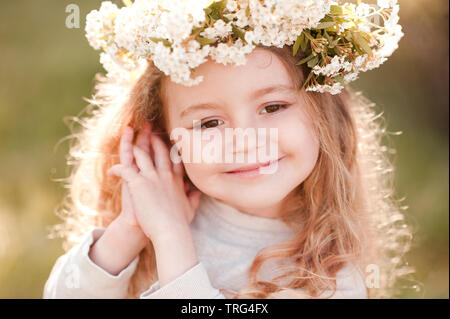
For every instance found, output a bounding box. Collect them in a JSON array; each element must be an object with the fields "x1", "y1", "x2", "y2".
[{"x1": 43, "y1": 194, "x2": 368, "y2": 299}]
